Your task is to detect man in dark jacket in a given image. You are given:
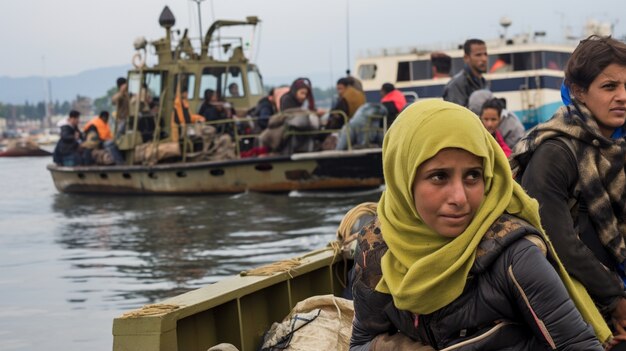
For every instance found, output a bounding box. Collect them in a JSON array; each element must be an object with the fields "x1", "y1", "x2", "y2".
[
  {"x1": 328, "y1": 77, "x2": 366, "y2": 129},
  {"x1": 53, "y1": 110, "x2": 84, "y2": 166},
  {"x1": 442, "y1": 39, "x2": 488, "y2": 107}
]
